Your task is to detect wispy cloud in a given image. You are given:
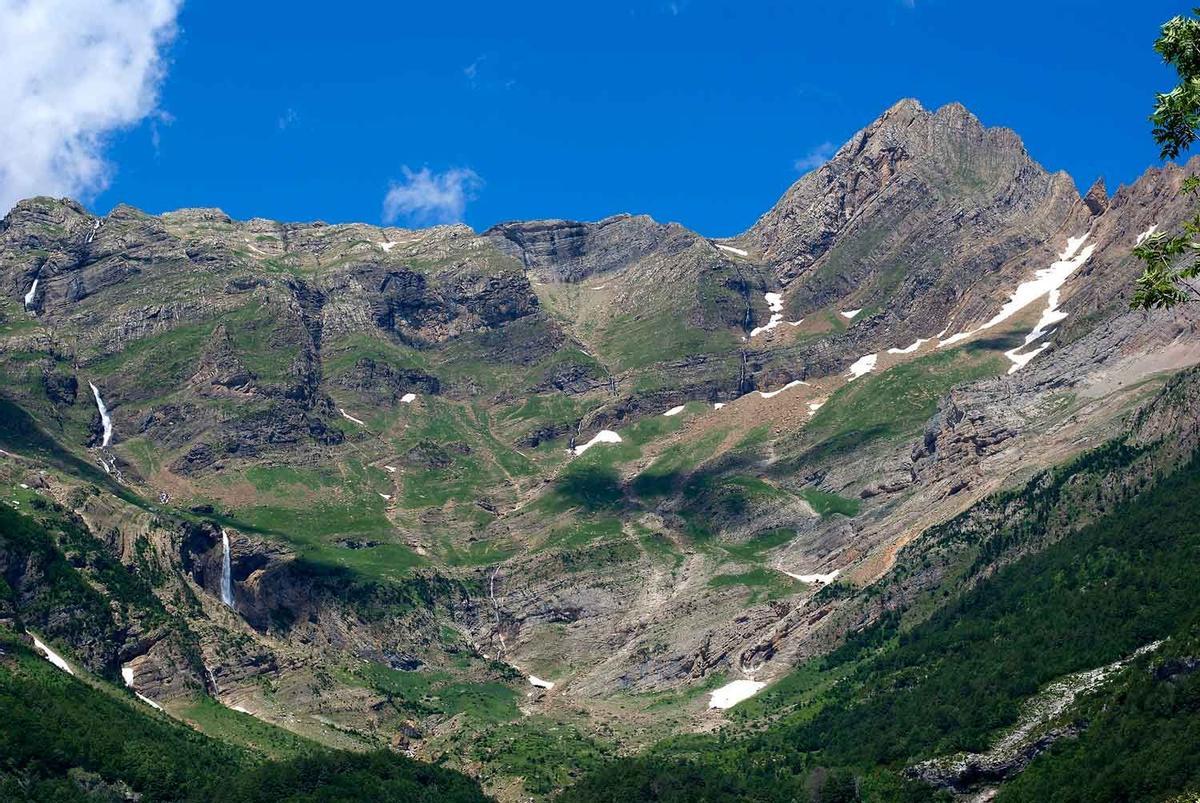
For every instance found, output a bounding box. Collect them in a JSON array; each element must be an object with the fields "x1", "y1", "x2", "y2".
[
  {"x1": 0, "y1": 0, "x2": 181, "y2": 215},
  {"x1": 382, "y1": 167, "x2": 483, "y2": 226},
  {"x1": 277, "y1": 108, "x2": 299, "y2": 131},
  {"x1": 462, "y1": 54, "x2": 515, "y2": 91},
  {"x1": 794, "y1": 142, "x2": 837, "y2": 172},
  {"x1": 150, "y1": 110, "x2": 174, "y2": 157},
  {"x1": 463, "y1": 55, "x2": 485, "y2": 88}
]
